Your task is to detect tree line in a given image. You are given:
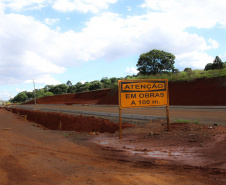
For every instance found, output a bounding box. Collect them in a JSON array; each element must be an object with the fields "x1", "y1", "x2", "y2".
[
  {"x1": 12, "y1": 77, "x2": 120, "y2": 103},
  {"x1": 12, "y1": 49, "x2": 226, "y2": 103}
]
